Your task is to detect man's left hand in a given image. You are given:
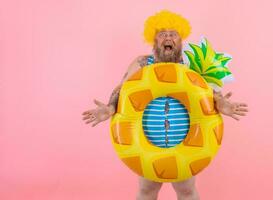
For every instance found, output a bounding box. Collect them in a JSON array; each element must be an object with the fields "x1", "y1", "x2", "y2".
[{"x1": 214, "y1": 92, "x2": 248, "y2": 120}]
